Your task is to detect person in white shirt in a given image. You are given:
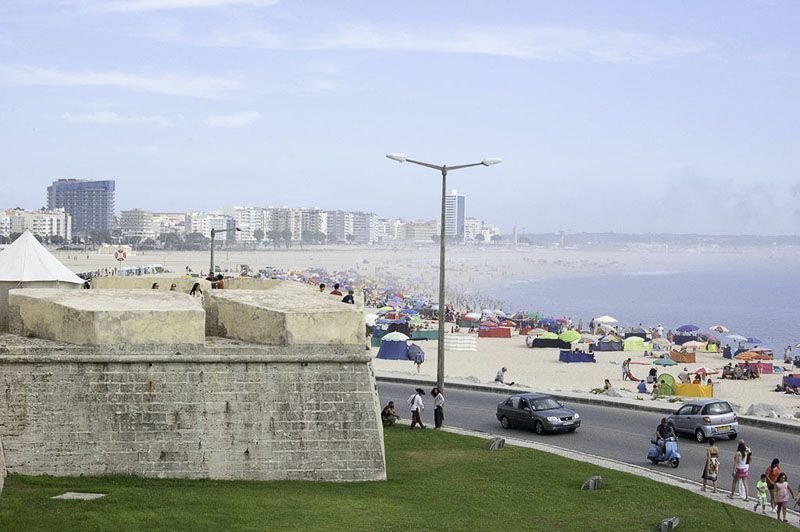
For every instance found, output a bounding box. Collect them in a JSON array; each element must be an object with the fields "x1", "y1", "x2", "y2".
[
  {"x1": 495, "y1": 367, "x2": 515, "y2": 386},
  {"x1": 408, "y1": 388, "x2": 426, "y2": 429},
  {"x1": 431, "y1": 387, "x2": 445, "y2": 429}
]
